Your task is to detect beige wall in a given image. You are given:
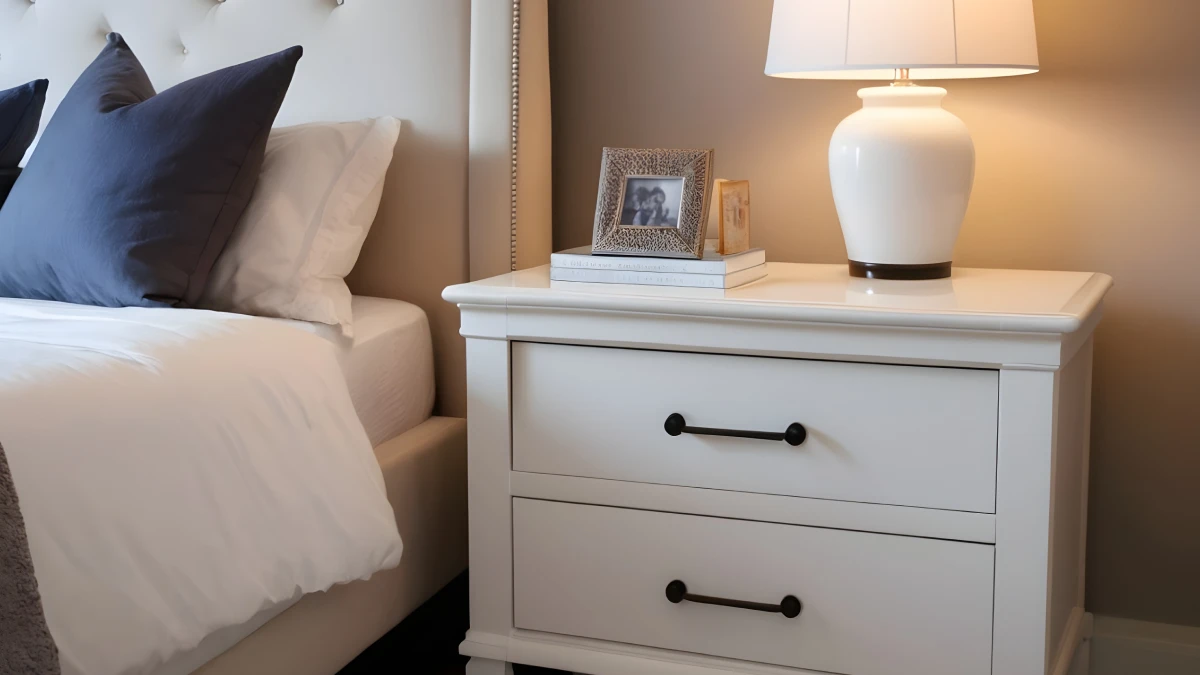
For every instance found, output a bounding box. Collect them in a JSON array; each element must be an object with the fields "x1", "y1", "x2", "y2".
[{"x1": 549, "y1": 0, "x2": 1200, "y2": 627}]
